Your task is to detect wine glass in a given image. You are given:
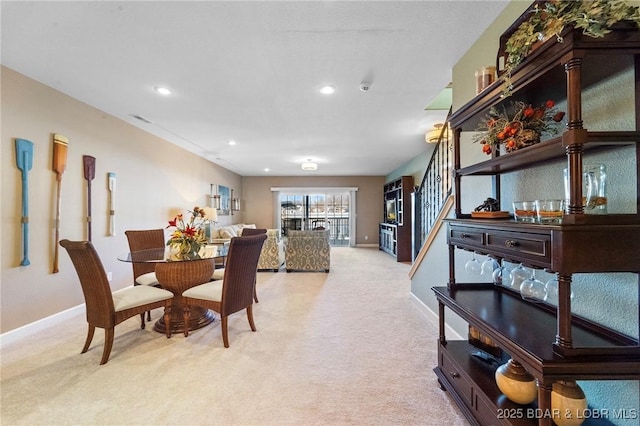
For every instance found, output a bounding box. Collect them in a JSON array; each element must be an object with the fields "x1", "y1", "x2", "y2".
[
  {"x1": 544, "y1": 277, "x2": 575, "y2": 305},
  {"x1": 465, "y1": 252, "x2": 482, "y2": 275},
  {"x1": 520, "y1": 269, "x2": 546, "y2": 301},
  {"x1": 510, "y1": 264, "x2": 532, "y2": 290},
  {"x1": 481, "y1": 257, "x2": 498, "y2": 278},
  {"x1": 492, "y1": 264, "x2": 512, "y2": 286}
]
